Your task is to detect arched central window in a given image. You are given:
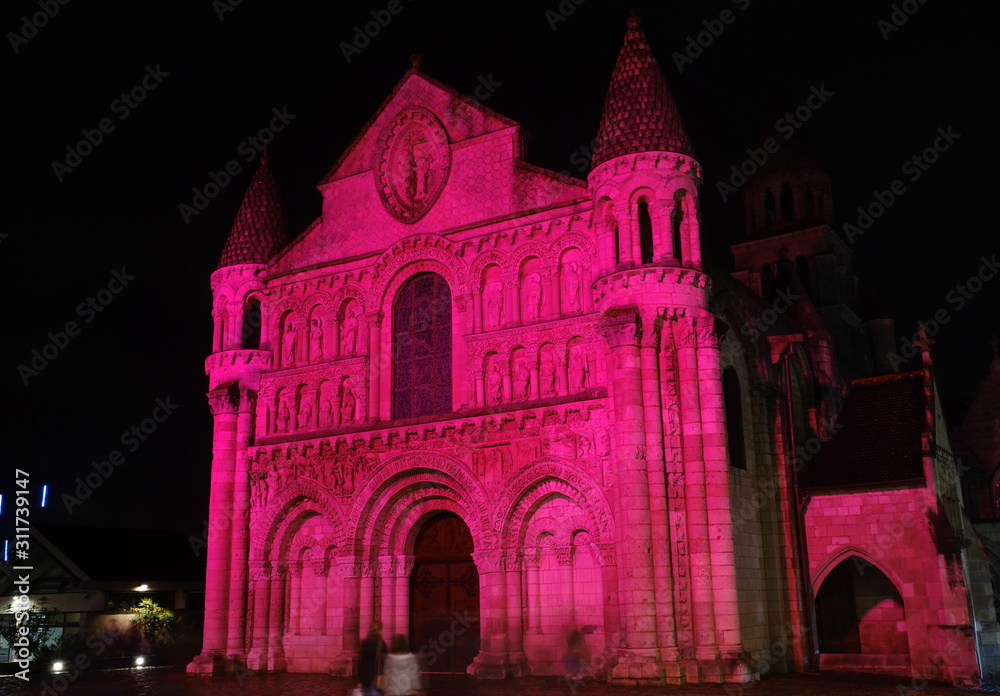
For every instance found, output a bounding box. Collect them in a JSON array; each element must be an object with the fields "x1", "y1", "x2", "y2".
[
  {"x1": 723, "y1": 367, "x2": 747, "y2": 469},
  {"x1": 392, "y1": 272, "x2": 452, "y2": 419}
]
